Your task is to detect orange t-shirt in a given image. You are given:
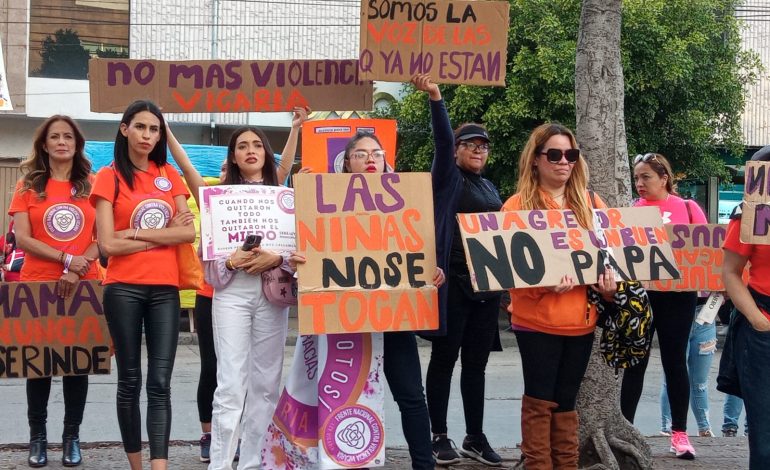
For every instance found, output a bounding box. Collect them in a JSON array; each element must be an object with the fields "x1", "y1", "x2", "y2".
[
  {"x1": 89, "y1": 163, "x2": 189, "y2": 286},
  {"x1": 8, "y1": 177, "x2": 99, "y2": 281}
]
